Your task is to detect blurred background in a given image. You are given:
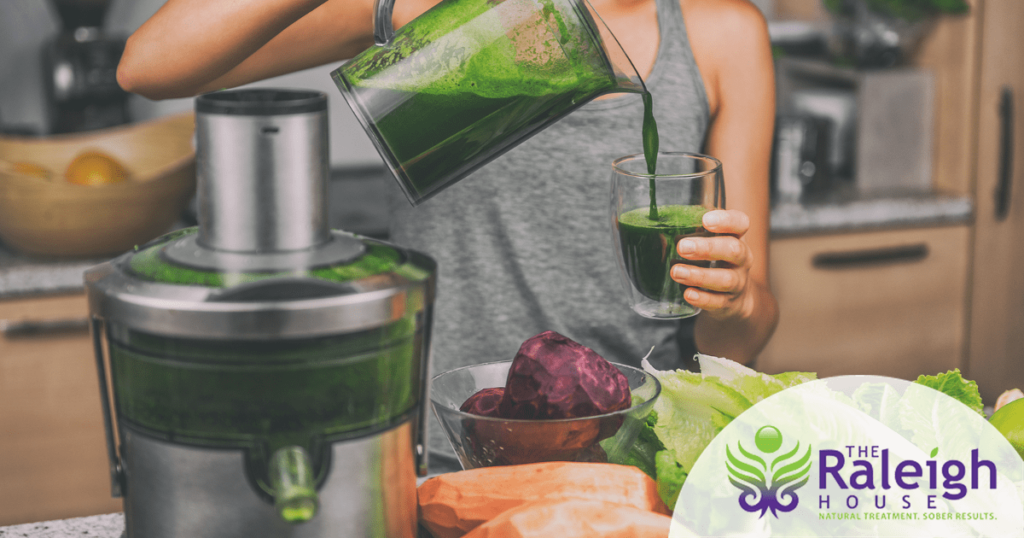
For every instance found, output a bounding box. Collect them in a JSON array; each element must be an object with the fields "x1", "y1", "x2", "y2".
[{"x1": 0, "y1": 0, "x2": 1021, "y2": 528}]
